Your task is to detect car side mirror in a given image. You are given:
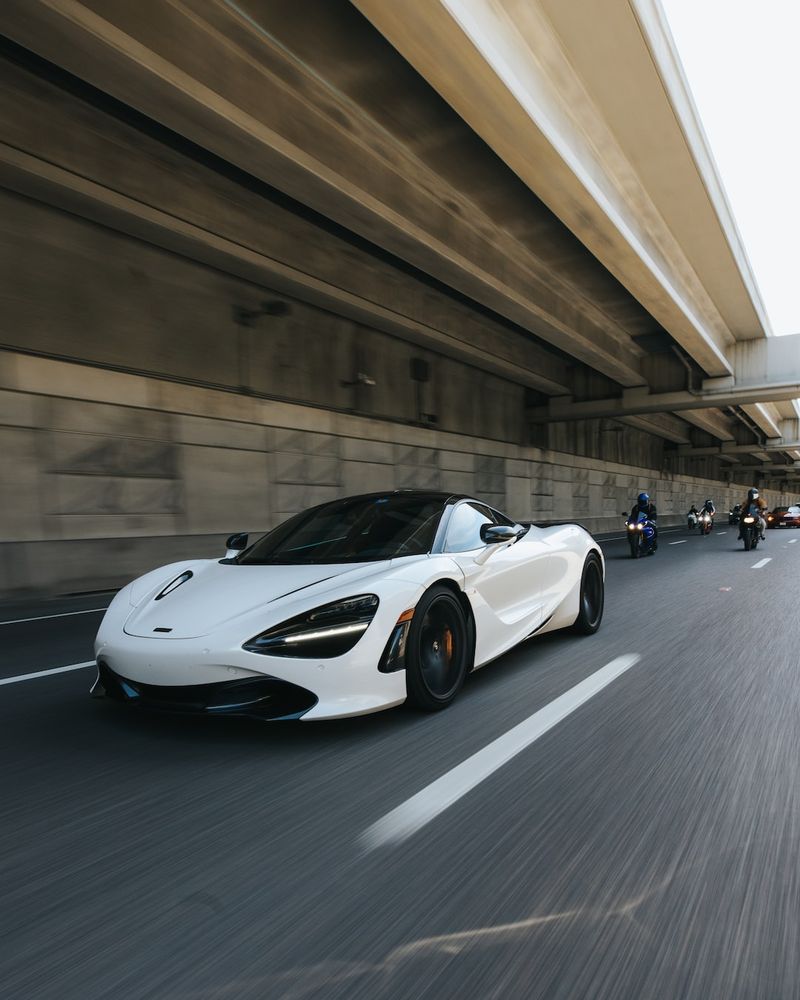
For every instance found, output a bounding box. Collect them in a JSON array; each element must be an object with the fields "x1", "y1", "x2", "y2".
[
  {"x1": 480, "y1": 524, "x2": 521, "y2": 545},
  {"x1": 225, "y1": 532, "x2": 249, "y2": 558}
]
